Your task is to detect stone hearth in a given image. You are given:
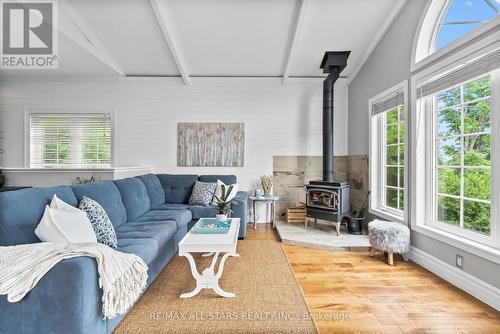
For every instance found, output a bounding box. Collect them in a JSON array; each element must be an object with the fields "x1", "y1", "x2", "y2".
[
  {"x1": 275, "y1": 220, "x2": 370, "y2": 251},
  {"x1": 272, "y1": 155, "x2": 371, "y2": 250}
]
